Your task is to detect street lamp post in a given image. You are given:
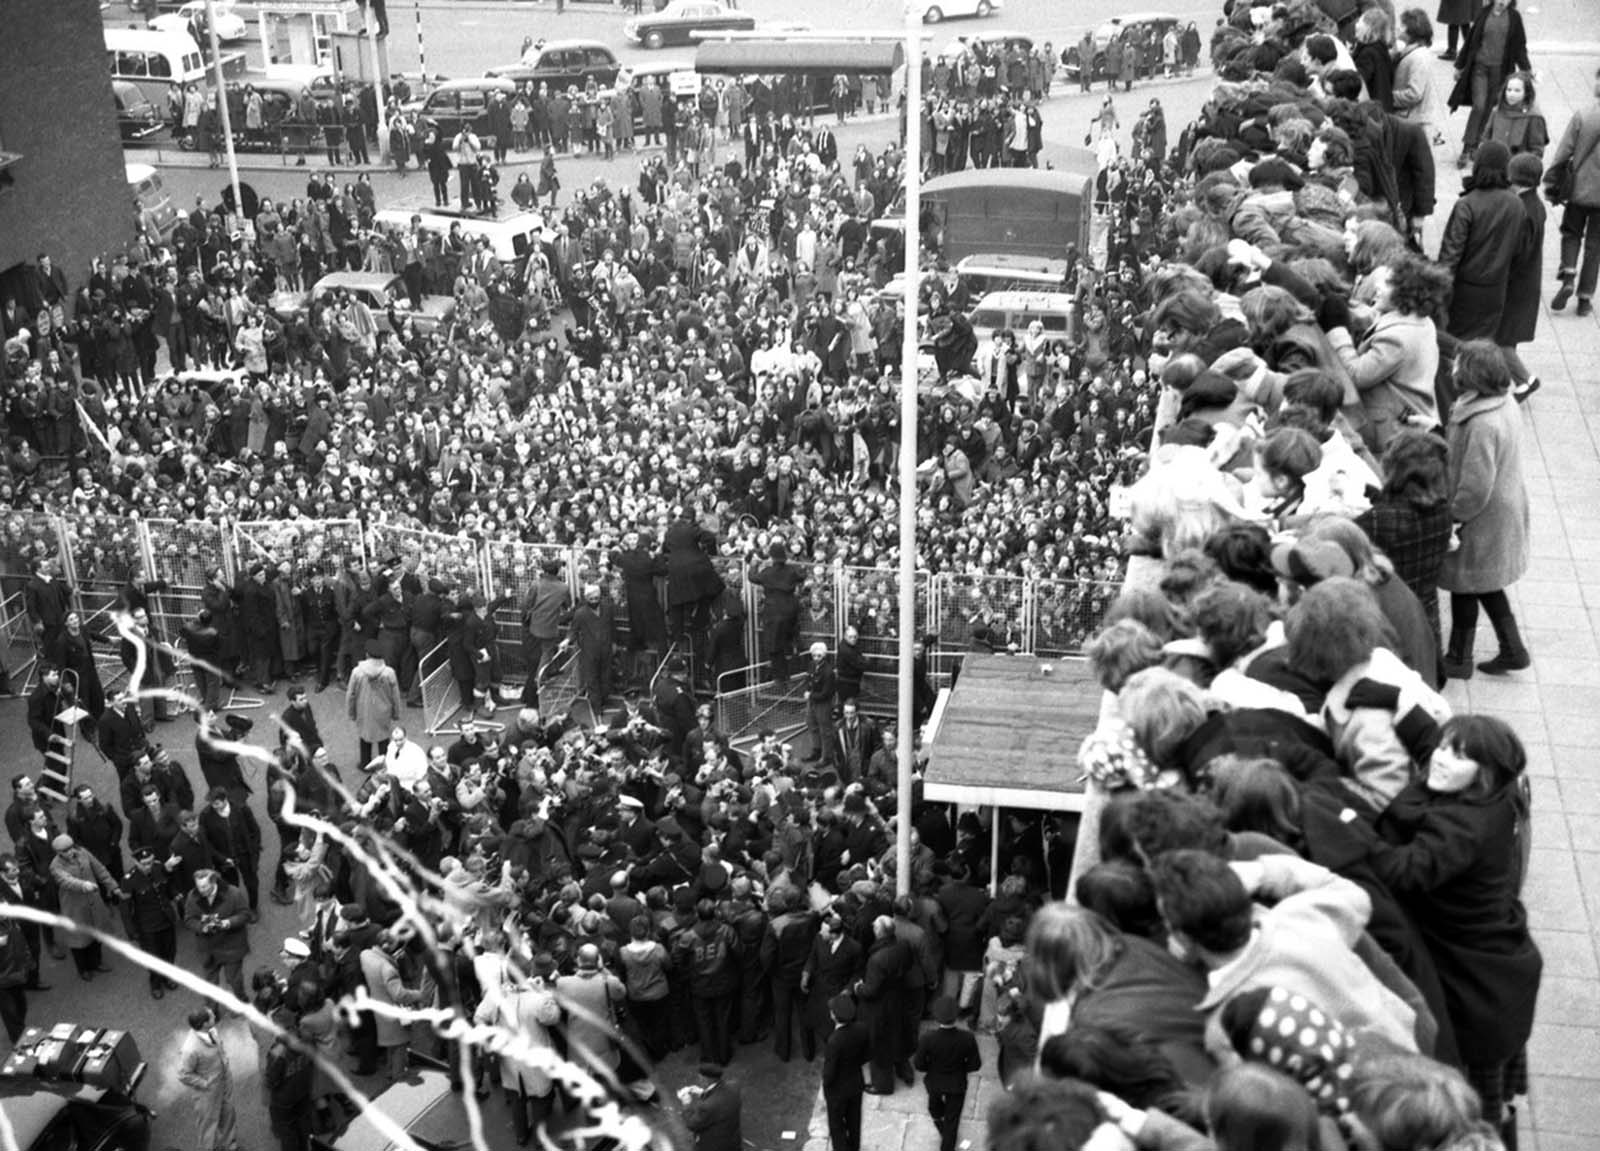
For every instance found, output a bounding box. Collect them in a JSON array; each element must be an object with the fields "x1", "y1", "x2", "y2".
[{"x1": 204, "y1": 0, "x2": 243, "y2": 221}]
